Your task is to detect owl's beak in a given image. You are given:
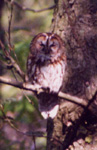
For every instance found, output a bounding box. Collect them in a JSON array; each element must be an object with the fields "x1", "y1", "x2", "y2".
[
  {"x1": 45, "y1": 48, "x2": 50, "y2": 54},
  {"x1": 41, "y1": 46, "x2": 50, "y2": 54},
  {"x1": 36, "y1": 54, "x2": 50, "y2": 64}
]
